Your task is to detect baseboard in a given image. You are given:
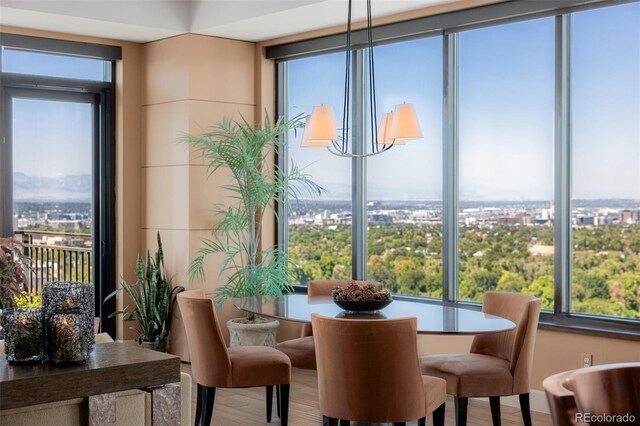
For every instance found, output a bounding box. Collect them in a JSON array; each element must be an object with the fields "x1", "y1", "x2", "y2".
[{"x1": 472, "y1": 389, "x2": 550, "y2": 414}]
